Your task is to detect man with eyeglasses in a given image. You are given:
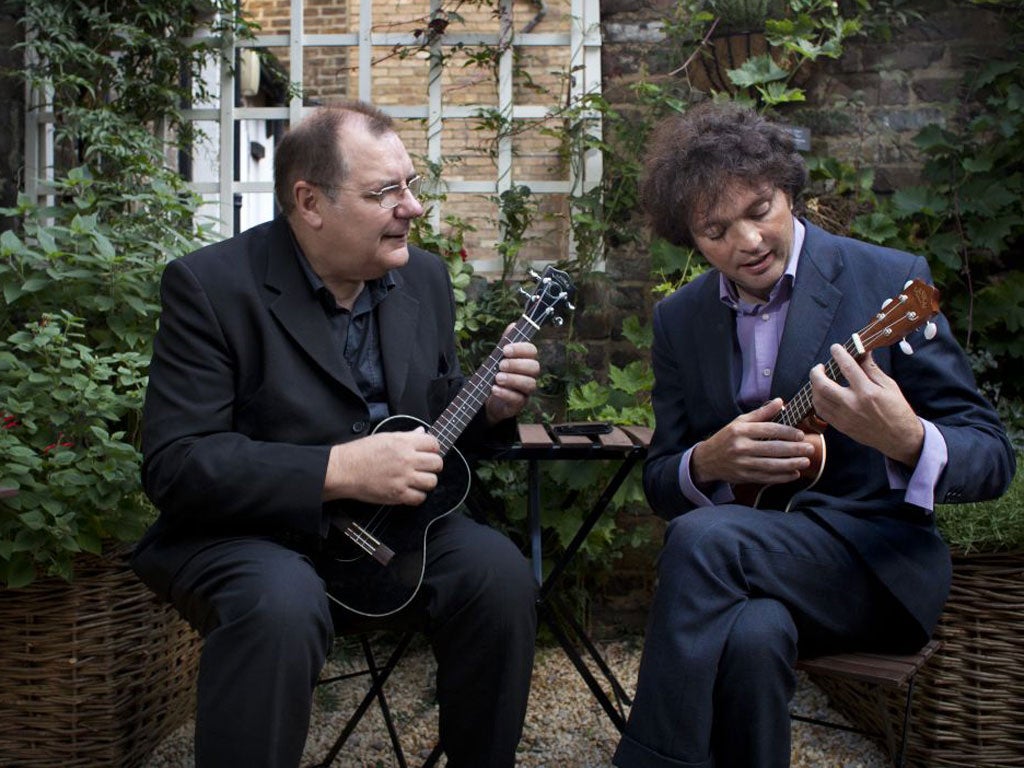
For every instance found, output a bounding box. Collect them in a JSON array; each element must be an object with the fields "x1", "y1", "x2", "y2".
[{"x1": 133, "y1": 102, "x2": 541, "y2": 768}]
